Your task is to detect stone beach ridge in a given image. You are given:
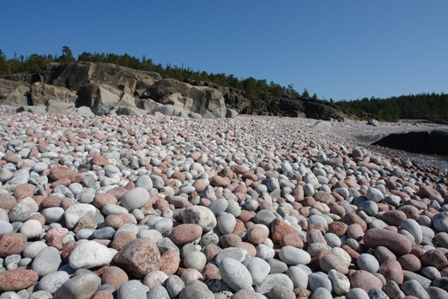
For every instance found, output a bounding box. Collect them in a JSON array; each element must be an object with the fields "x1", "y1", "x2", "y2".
[{"x1": 0, "y1": 107, "x2": 447, "y2": 299}]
